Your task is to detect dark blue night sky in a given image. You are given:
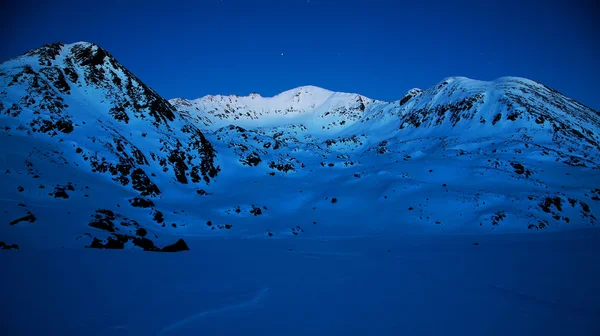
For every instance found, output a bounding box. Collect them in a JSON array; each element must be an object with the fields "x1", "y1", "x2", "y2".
[{"x1": 2, "y1": 0, "x2": 598, "y2": 109}]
